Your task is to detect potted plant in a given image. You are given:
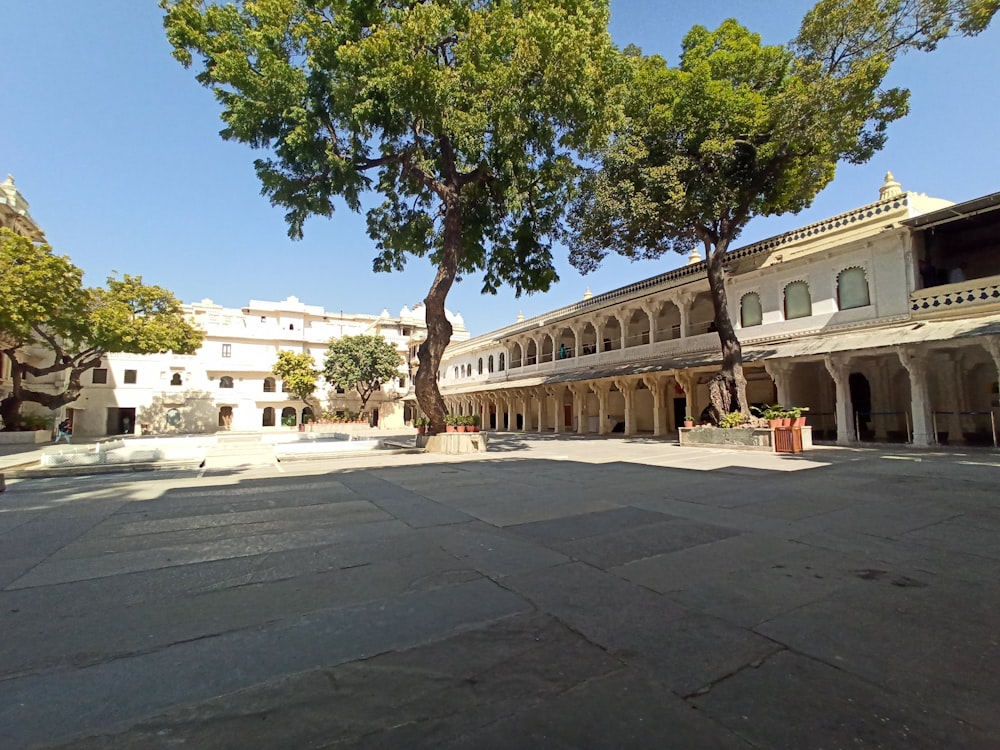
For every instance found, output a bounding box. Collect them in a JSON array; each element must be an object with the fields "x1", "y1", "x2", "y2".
[
  {"x1": 471, "y1": 414, "x2": 481, "y2": 433},
  {"x1": 445, "y1": 414, "x2": 458, "y2": 433},
  {"x1": 683, "y1": 415, "x2": 694, "y2": 428},
  {"x1": 456, "y1": 415, "x2": 467, "y2": 433},
  {"x1": 752, "y1": 404, "x2": 784, "y2": 429},
  {"x1": 414, "y1": 416, "x2": 429, "y2": 434},
  {"x1": 790, "y1": 406, "x2": 808, "y2": 427}
]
